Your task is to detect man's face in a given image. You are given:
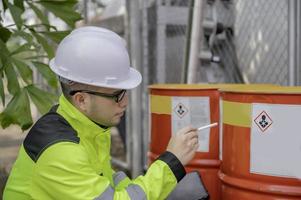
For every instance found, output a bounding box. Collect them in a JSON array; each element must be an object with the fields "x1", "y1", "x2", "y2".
[{"x1": 83, "y1": 87, "x2": 128, "y2": 127}]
